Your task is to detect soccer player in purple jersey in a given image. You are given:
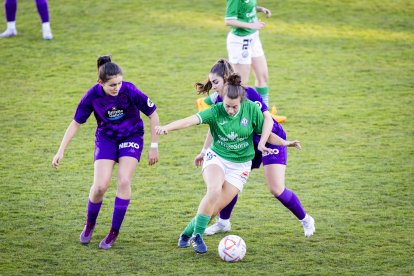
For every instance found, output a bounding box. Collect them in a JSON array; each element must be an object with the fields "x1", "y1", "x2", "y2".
[
  {"x1": 0, "y1": 0, "x2": 52, "y2": 39},
  {"x1": 195, "y1": 59, "x2": 315, "y2": 238},
  {"x1": 156, "y1": 73, "x2": 301, "y2": 254},
  {"x1": 52, "y1": 55, "x2": 160, "y2": 249}
]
